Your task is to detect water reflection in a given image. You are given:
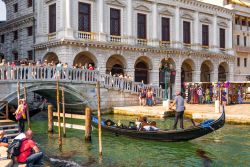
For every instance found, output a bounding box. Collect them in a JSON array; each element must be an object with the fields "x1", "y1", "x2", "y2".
[{"x1": 196, "y1": 149, "x2": 212, "y2": 167}]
